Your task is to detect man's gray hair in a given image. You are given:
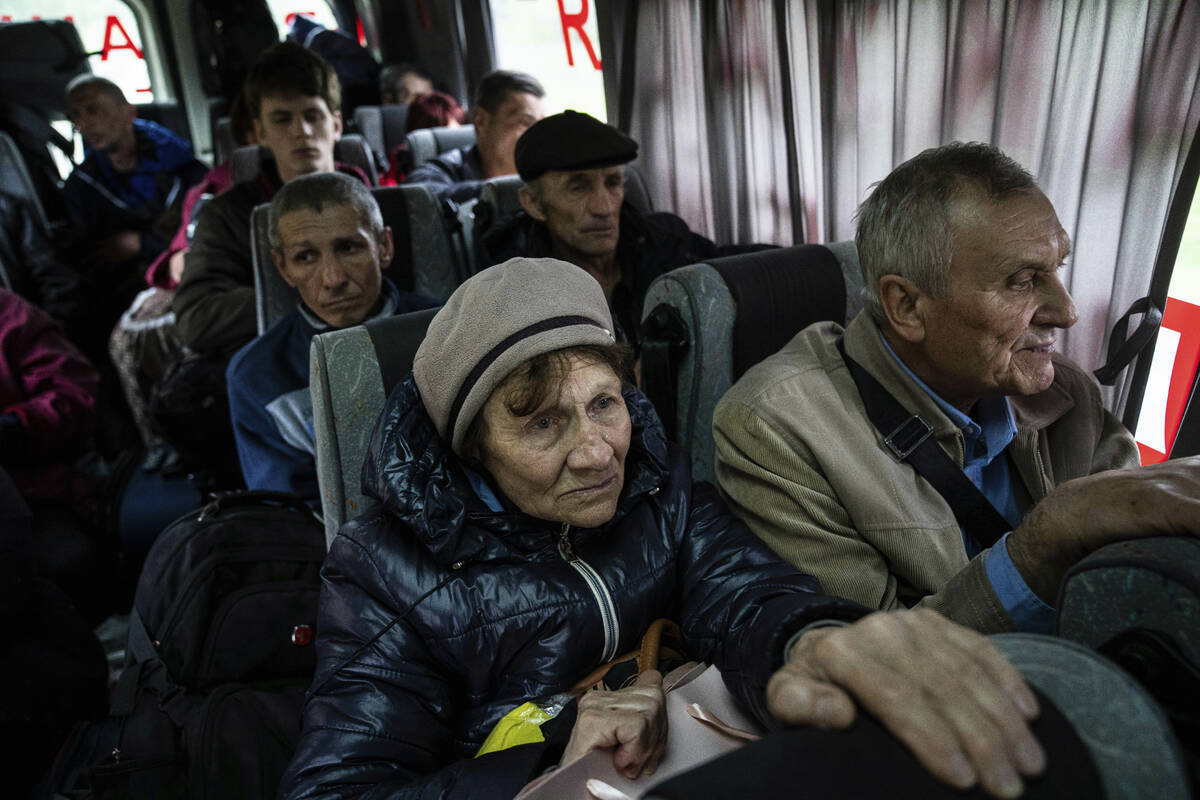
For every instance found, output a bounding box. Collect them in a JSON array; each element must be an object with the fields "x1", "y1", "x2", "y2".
[
  {"x1": 65, "y1": 74, "x2": 128, "y2": 105},
  {"x1": 855, "y1": 141, "x2": 1038, "y2": 323},
  {"x1": 268, "y1": 172, "x2": 383, "y2": 253}
]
